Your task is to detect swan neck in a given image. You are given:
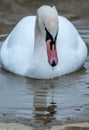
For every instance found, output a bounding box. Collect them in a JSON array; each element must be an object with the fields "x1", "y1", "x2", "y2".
[{"x1": 34, "y1": 17, "x2": 45, "y2": 51}]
